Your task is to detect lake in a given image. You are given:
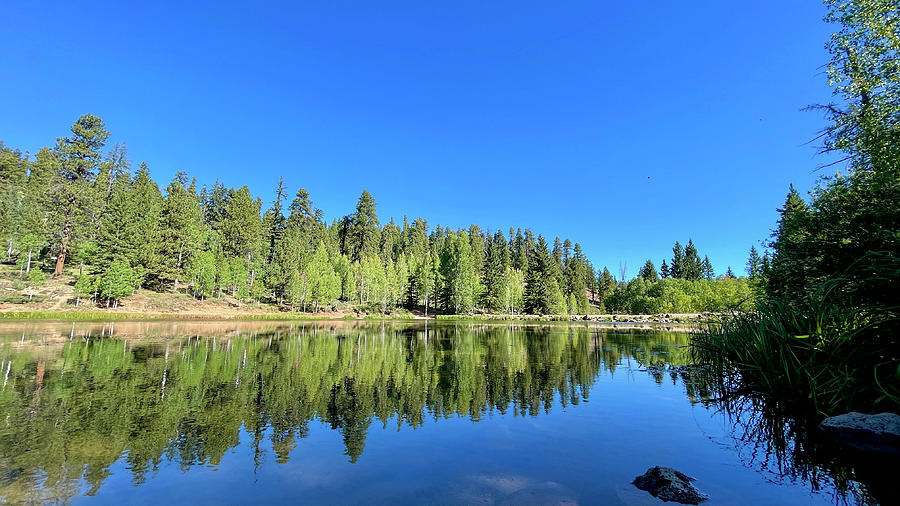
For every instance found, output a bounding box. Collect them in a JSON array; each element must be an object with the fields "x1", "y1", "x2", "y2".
[{"x1": 0, "y1": 321, "x2": 886, "y2": 504}]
